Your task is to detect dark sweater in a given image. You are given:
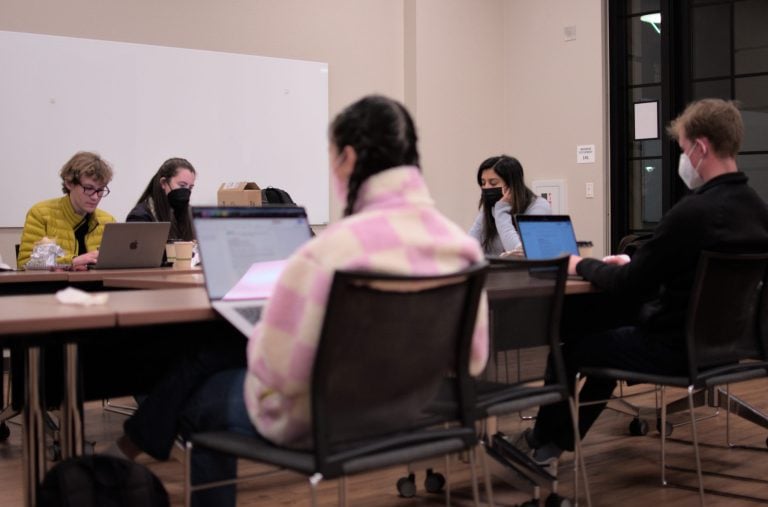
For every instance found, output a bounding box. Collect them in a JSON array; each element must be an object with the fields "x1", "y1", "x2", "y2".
[
  {"x1": 577, "y1": 172, "x2": 768, "y2": 348},
  {"x1": 126, "y1": 201, "x2": 156, "y2": 223},
  {"x1": 126, "y1": 200, "x2": 194, "y2": 242}
]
